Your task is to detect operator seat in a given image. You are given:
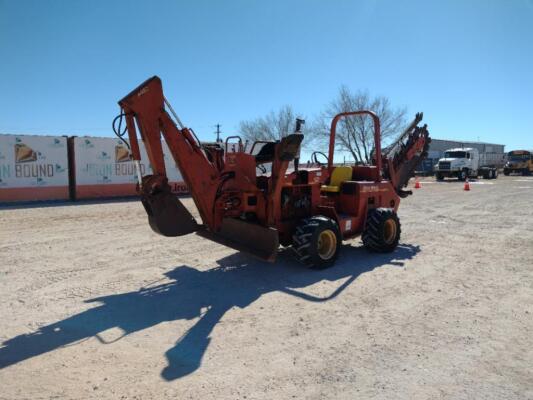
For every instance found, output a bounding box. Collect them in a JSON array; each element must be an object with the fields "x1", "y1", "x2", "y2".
[
  {"x1": 321, "y1": 166, "x2": 352, "y2": 193},
  {"x1": 254, "y1": 142, "x2": 276, "y2": 164}
]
